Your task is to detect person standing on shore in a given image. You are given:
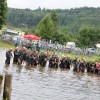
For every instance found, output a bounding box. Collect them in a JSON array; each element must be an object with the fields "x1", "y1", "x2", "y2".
[{"x1": 15, "y1": 39, "x2": 19, "y2": 47}]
